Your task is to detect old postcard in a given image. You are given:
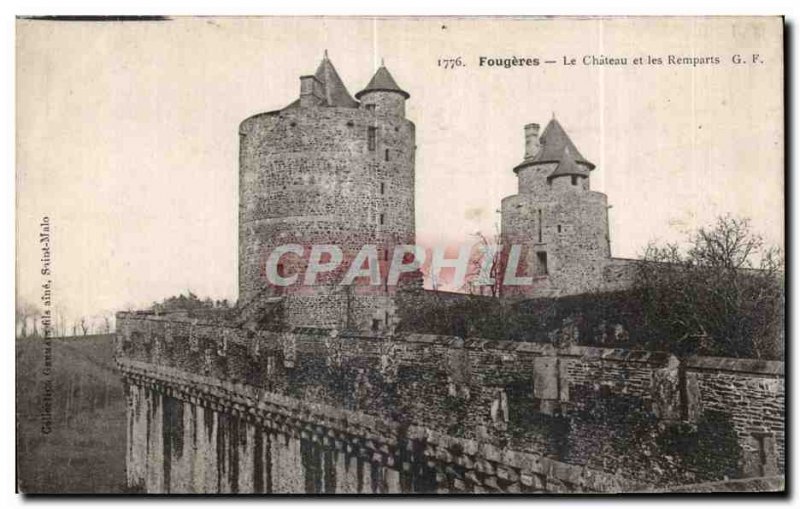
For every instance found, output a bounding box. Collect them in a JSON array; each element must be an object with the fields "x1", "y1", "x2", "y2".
[{"x1": 15, "y1": 16, "x2": 785, "y2": 495}]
